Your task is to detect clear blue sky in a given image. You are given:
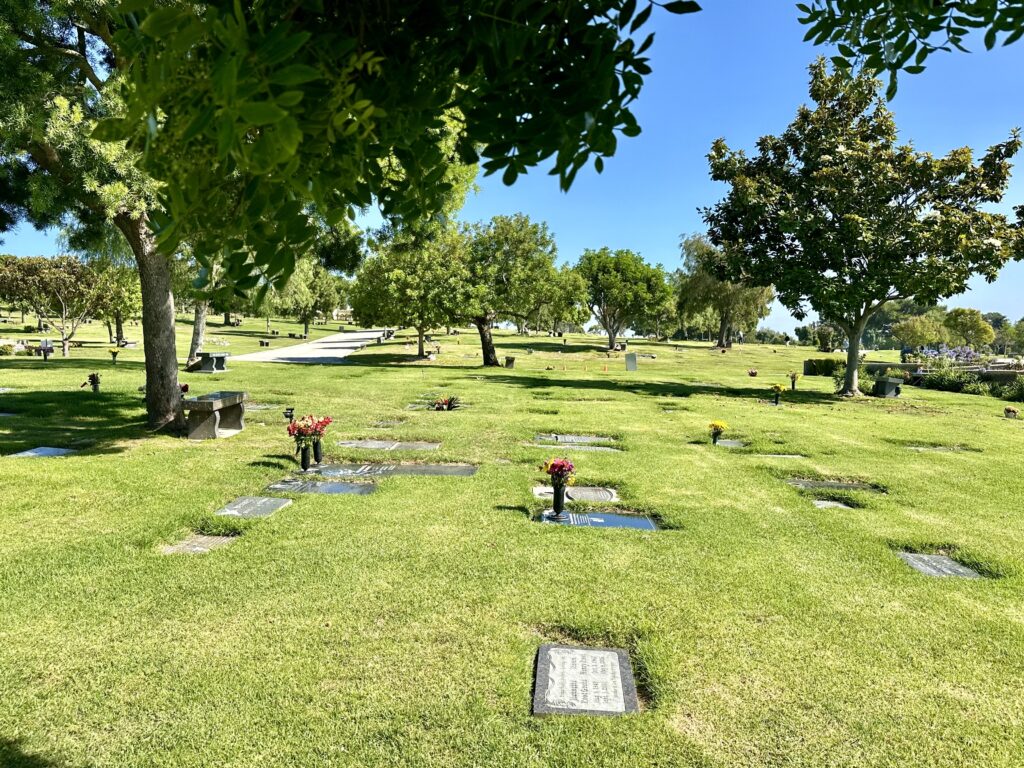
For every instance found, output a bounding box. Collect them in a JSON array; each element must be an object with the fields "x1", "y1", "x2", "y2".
[{"x1": 4, "y1": 0, "x2": 1023, "y2": 332}]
